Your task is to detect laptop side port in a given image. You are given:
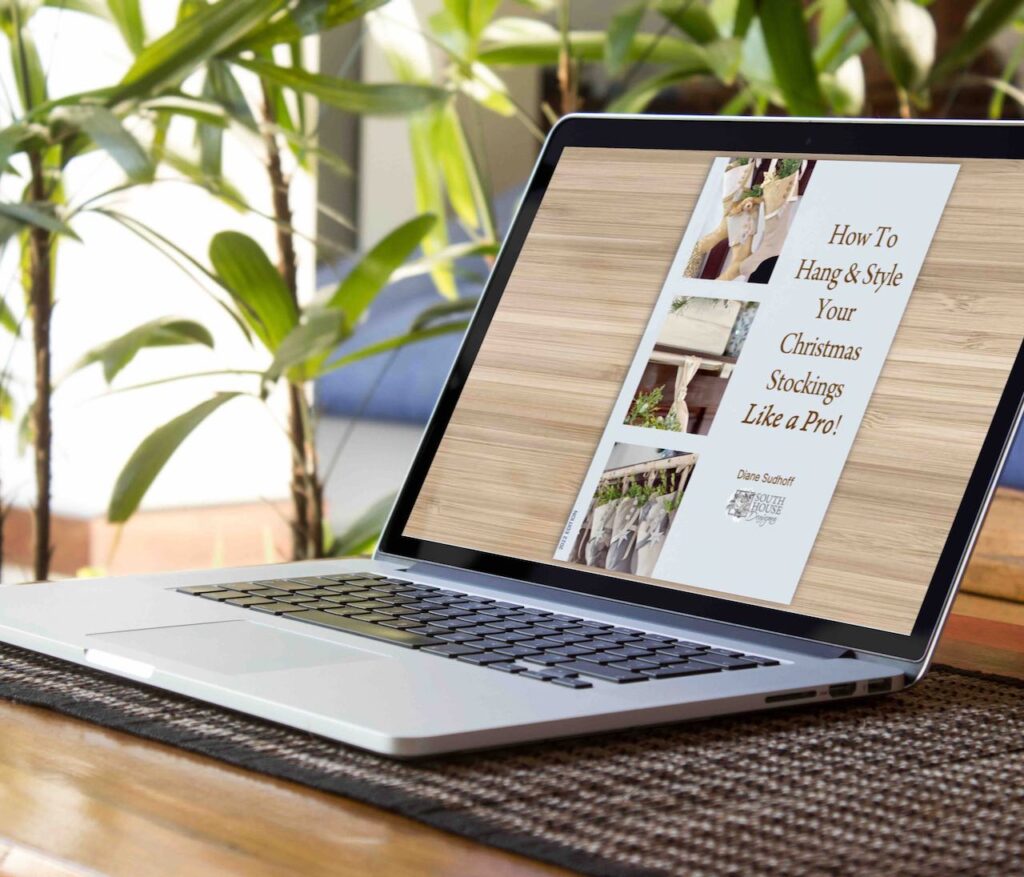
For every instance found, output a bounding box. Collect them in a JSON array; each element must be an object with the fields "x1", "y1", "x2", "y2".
[
  {"x1": 867, "y1": 678, "x2": 893, "y2": 694},
  {"x1": 828, "y1": 682, "x2": 857, "y2": 698},
  {"x1": 765, "y1": 690, "x2": 817, "y2": 704}
]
